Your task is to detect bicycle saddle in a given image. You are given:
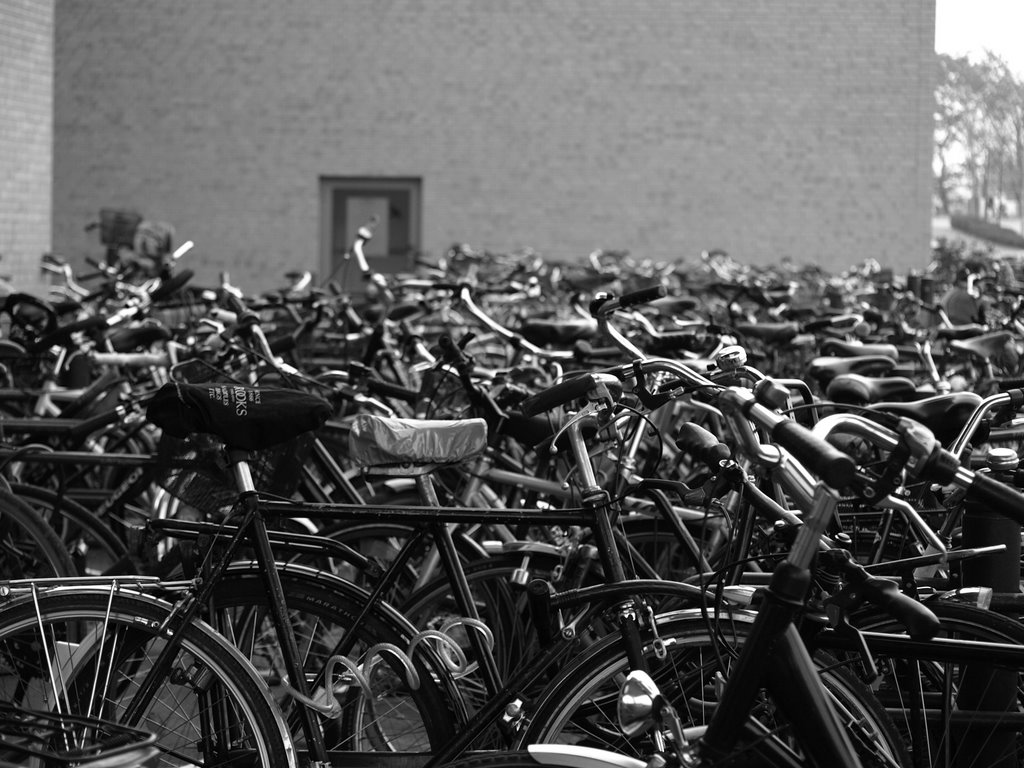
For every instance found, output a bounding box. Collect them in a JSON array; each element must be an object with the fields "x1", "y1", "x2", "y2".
[
  {"x1": 109, "y1": 322, "x2": 173, "y2": 352},
  {"x1": 948, "y1": 330, "x2": 1014, "y2": 362},
  {"x1": 348, "y1": 413, "x2": 487, "y2": 467},
  {"x1": 826, "y1": 373, "x2": 920, "y2": 405},
  {"x1": 868, "y1": 391, "x2": 983, "y2": 445},
  {"x1": 935, "y1": 324, "x2": 986, "y2": 341},
  {"x1": 820, "y1": 339, "x2": 899, "y2": 360},
  {"x1": 733, "y1": 322, "x2": 800, "y2": 344},
  {"x1": 146, "y1": 382, "x2": 332, "y2": 450},
  {"x1": 650, "y1": 295, "x2": 700, "y2": 314},
  {"x1": 806, "y1": 355, "x2": 898, "y2": 388},
  {"x1": 520, "y1": 318, "x2": 597, "y2": 346}
]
